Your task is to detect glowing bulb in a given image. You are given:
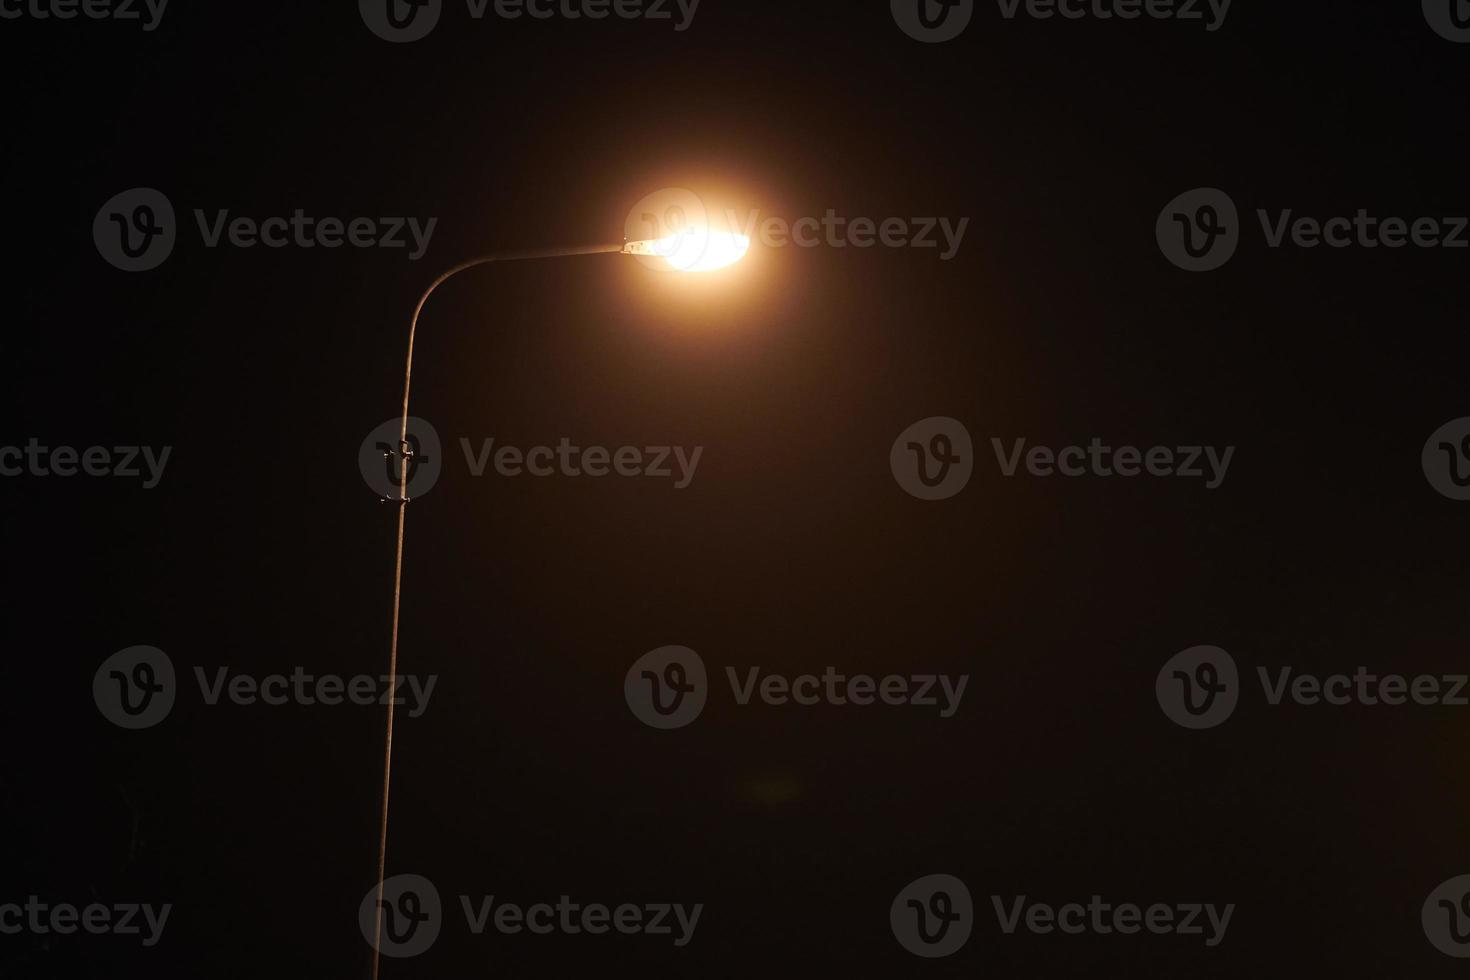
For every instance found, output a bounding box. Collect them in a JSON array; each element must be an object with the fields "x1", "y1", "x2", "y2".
[{"x1": 624, "y1": 228, "x2": 751, "y2": 272}]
